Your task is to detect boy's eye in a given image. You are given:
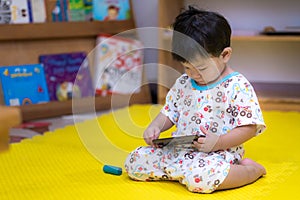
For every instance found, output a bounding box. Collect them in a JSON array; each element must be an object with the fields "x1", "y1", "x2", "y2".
[{"x1": 196, "y1": 66, "x2": 208, "y2": 71}]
